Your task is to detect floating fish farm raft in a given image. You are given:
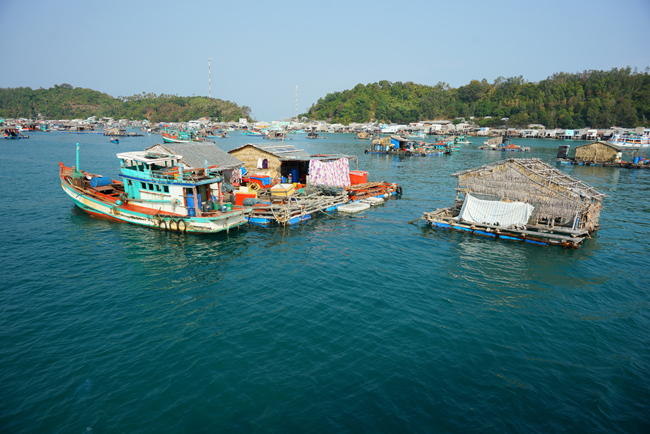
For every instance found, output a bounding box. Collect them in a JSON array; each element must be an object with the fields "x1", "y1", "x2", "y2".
[{"x1": 423, "y1": 158, "x2": 605, "y2": 247}]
